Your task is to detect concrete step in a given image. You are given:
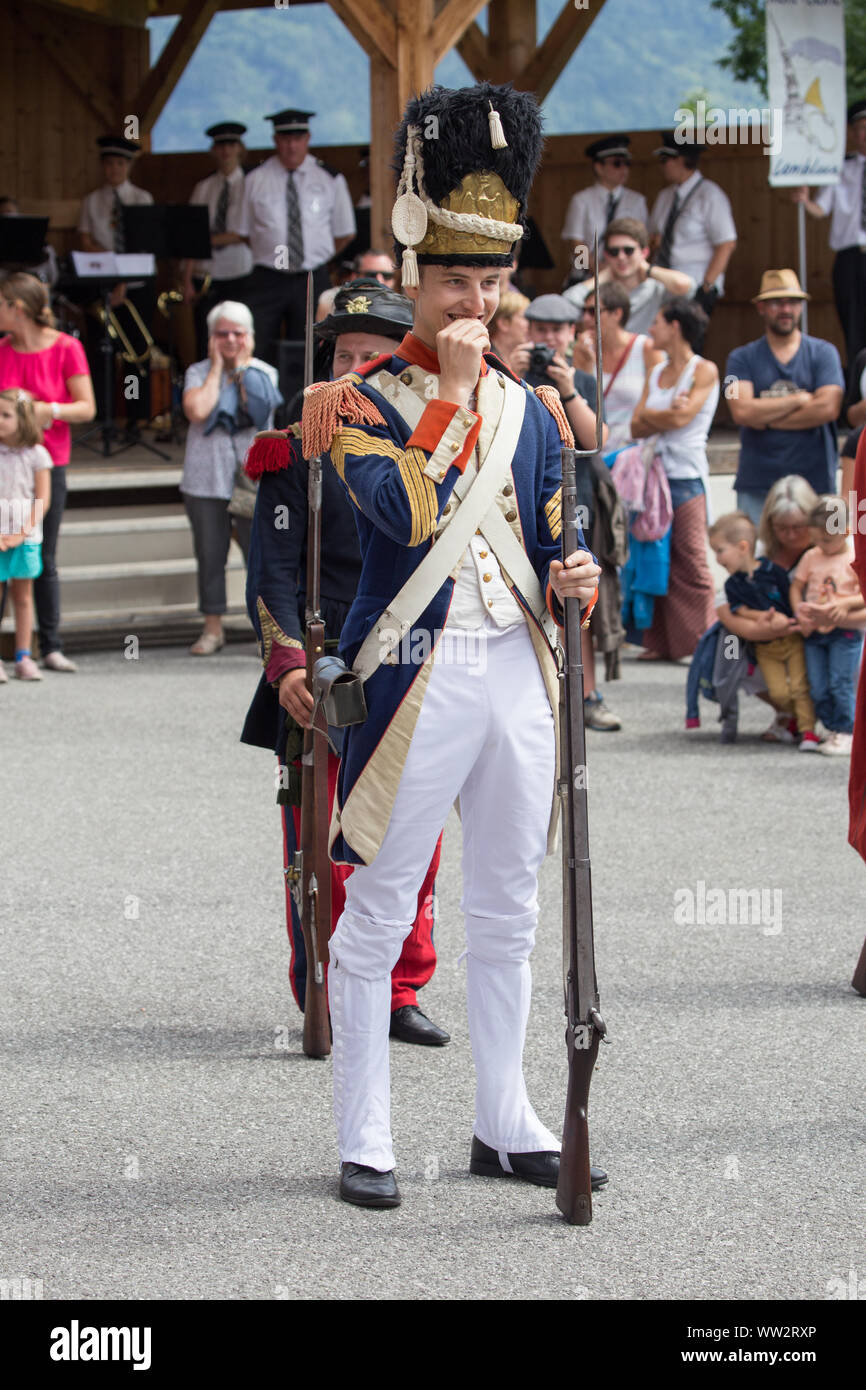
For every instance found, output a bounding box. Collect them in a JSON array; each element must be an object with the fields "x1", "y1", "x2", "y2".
[
  {"x1": 57, "y1": 552, "x2": 246, "y2": 616},
  {"x1": 57, "y1": 505, "x2": 194, "y2": 566}
]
